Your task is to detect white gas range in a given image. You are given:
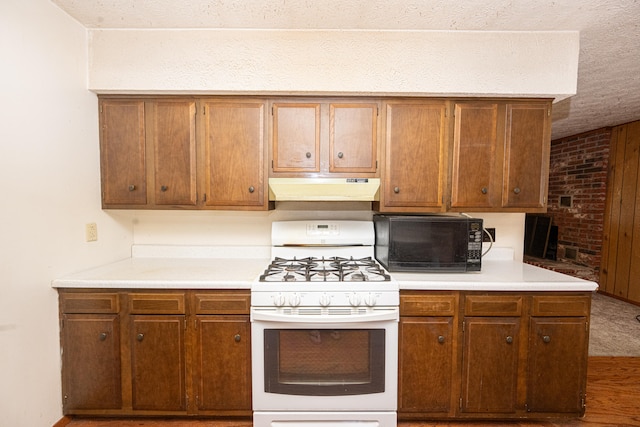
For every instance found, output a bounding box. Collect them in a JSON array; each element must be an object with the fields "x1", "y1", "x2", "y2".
[{"x1": 250, "y1": 220, "x2": 399, "y2": 427}]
